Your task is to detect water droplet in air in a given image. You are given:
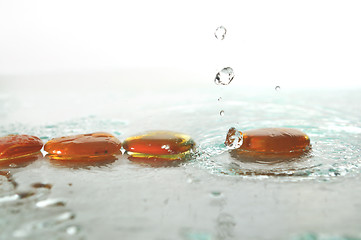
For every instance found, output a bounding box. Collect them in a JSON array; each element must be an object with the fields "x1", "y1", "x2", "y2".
[
  {"x1": 214, "y1": 67, "x2": 234, "y2": 85},
  {"x1": 215, "y1": 26, "x2": 227, "y2": 40},
  {"x1": 275, "y1": 86, "x2": 281, "y2": 91},
  {"x1": 220, "y1": 110, "x2": 225, "y2": 116},
  {"x1": 218, "y1": 97, "x2": 222, "y2": 101}
]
